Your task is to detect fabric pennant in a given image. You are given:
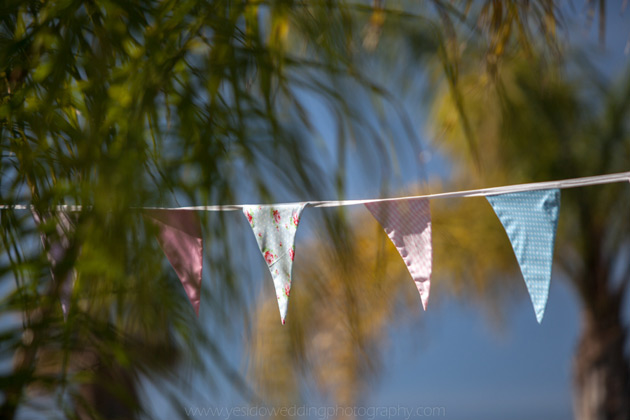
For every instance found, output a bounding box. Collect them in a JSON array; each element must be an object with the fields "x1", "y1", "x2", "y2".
[
  {"x1": 365, "y1": 198, "x2": 432, "y2": 310},
  {"x1": 144, "y1": 210, "x2": 204, "y2": 316},
  {"x1": 486, "y1": 189, "x2": 560, "y2": 323},
  {"x1": 32, "y1": 211, "x2": 77, "y2": 320},
  {"x1": 243, "y1": 204, "x2": 305, "y2": 324}
]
